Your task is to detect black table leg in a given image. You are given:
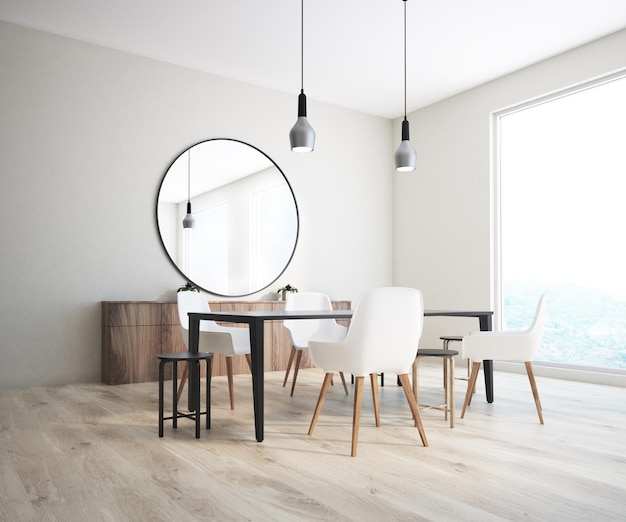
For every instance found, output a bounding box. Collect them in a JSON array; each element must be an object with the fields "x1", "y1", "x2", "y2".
[
  {"x1": 188, "y1": 316, "x2": 200, "y2": 411},
  {"x1": 479, "y1": 313, "x2": 494, "y2": 403},
  {"x1": 249, "y1": 319, "x2": 265, "y2": 442},
  {"x1": 483, "y1": 360, "x2": 494, "y2": 403}
]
